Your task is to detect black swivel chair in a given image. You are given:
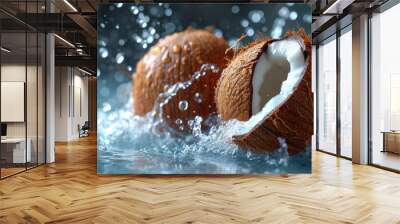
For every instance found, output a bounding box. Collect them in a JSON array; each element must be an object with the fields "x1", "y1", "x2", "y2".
[{"x1": 79, "y1": 121, "x2": 90, "y2": 138}]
